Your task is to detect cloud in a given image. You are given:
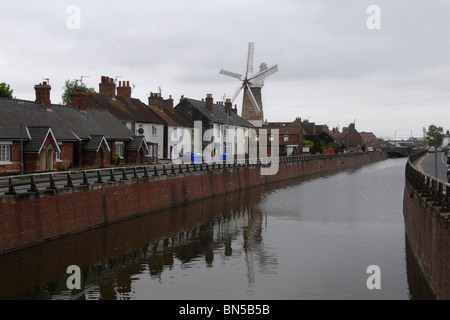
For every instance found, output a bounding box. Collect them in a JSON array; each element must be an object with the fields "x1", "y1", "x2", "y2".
[{"x1": 1, "y1": 0, "x2": 450, "y2": 138}]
